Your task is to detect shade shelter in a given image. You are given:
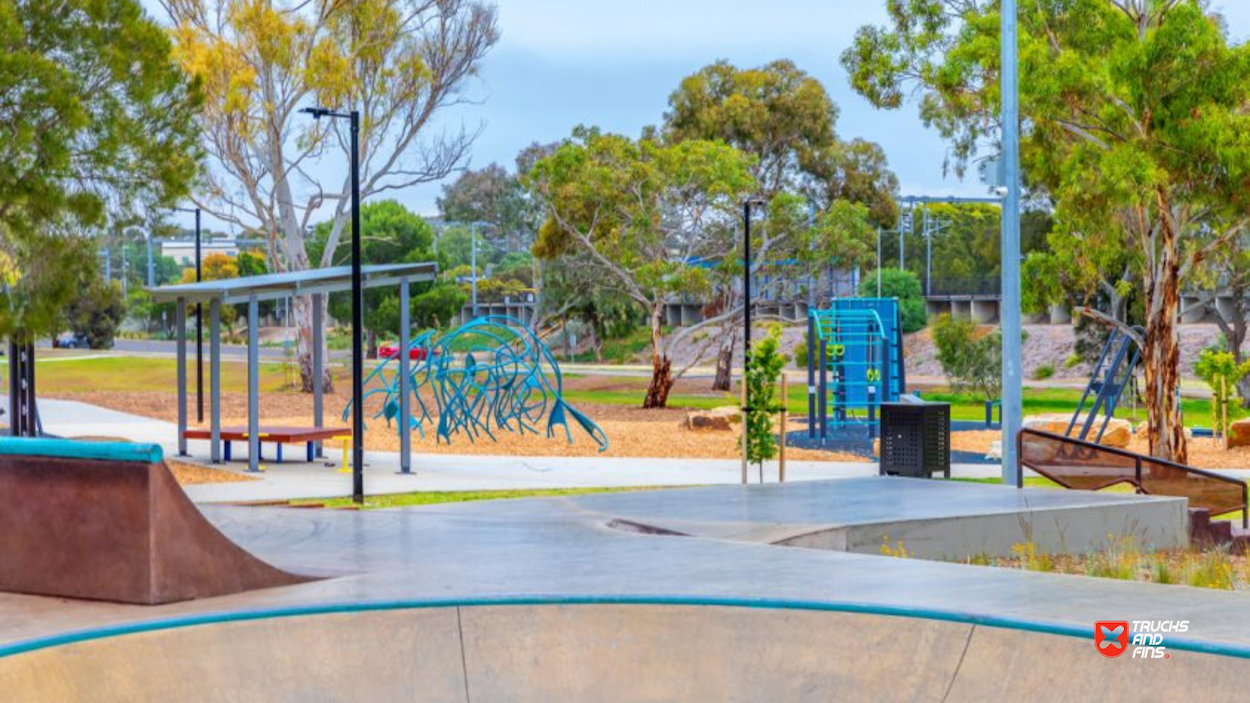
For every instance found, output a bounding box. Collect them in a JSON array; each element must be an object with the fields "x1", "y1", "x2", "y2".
[{"x1": 150, "y1": 263, "x2": 437, "y2": 473}]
